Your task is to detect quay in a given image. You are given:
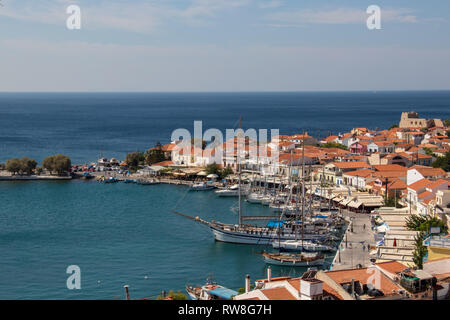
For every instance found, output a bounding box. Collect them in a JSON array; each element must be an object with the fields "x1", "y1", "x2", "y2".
[{"x1": 330, "y1": 209, "x2": 375, "y2": 270}]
